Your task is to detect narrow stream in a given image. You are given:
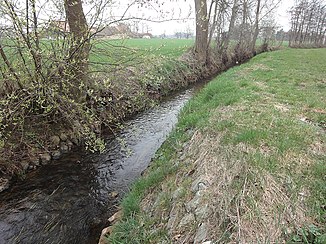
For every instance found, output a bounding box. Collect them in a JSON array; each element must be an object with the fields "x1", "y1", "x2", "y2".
[{"x1": 0, "y1": 85, "x2": 201, "y2": 244}]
